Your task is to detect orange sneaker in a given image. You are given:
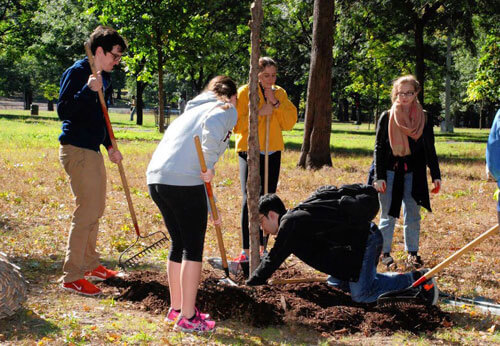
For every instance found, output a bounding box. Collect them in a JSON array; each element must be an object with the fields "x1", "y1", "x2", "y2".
[
  {"x1": 62, "y1": 278, "x2": 101, "y2": 296},
  {"x1": 85, "y1": 265, "x2": 118, "y2": 281}
]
